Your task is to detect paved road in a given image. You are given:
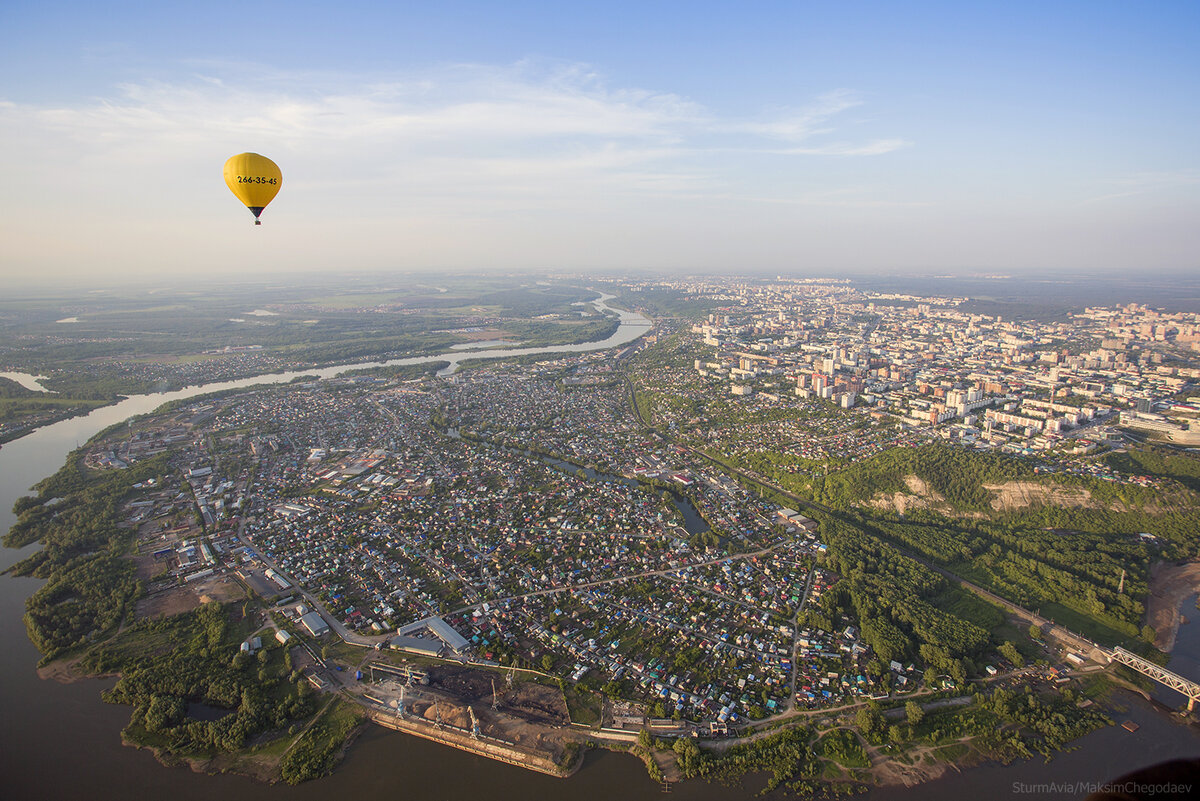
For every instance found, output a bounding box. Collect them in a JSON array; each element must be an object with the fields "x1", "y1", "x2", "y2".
[
  {"x1": 625, "y1": 370, "x2": 1117, "y2": 668},
  {"x1": 238, "y1": 519, "x2": 384, "y2": 647},
  {"x1": 786, "y1": 566, "x2": 818, "y2": 712},
  {"x1": 669, "y1": 437, "x2": 1113, "y2": 659},
  {"x1": 444, "y1": 542, "x2": 786, "y2": 617}
]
